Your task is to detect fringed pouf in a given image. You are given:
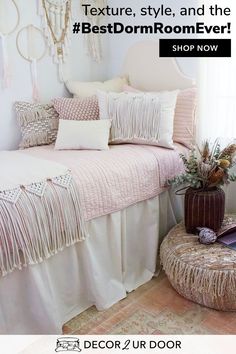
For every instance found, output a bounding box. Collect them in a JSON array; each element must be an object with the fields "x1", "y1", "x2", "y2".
[{"x1": 160, "y1": 222, "x2": 236, "y2": 311}]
